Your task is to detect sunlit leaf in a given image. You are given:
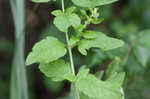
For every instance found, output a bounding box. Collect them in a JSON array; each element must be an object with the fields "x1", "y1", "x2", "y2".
[
  {"x1": 25, "y1": 37, "x2": 67, "y2": 65},
  {"x1": 51, "y1": 10, "x2": 62, "y2": 16},
  {"x1": 78, "y1": 31, "x2": 124, "y2": 55},
  {"x1": 72, "y1": 0, "x2": 118, "y2": 8},
  {"x1": 39, "y1": 60, "x2": 73, "y2": 82},
  {"x1": 76, "y1": 73, "x2": 123, "y2": 99},
  {"x1": 54, "y1": 13, "x2": 81, "y2": 32},
  {"x1": 69, "y1": 36, "x2": 80, "y2": 48}
]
